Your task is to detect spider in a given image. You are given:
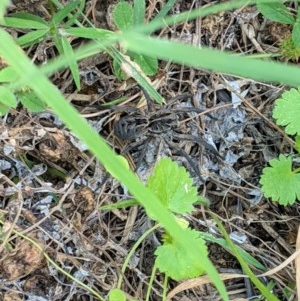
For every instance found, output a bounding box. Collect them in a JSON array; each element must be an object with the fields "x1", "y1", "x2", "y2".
[{"x1": 113, "y1": 93, "x2": 223, "y2": 182}]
